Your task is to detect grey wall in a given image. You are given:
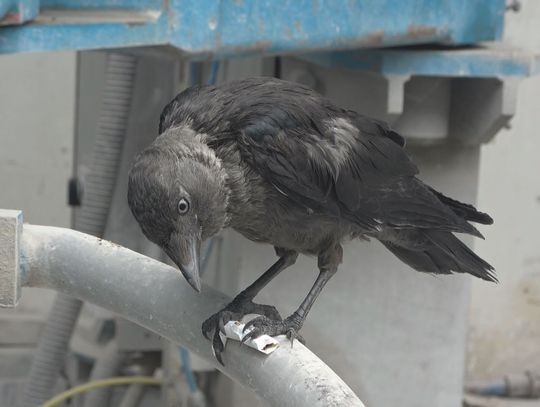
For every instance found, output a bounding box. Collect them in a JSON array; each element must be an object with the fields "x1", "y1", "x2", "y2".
[
  {"x1": 0, "y1": 51, "x2": 76, "y2": 316},
  {"x1": 0, "y1": 51, "x2": 75, "y2": 228},
  {"x1": 0, "y1": 51, "x2": 76, "y2": 403},
  {"x1": 467, "y1": 0, "x2": 540, "y2": 380}
]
